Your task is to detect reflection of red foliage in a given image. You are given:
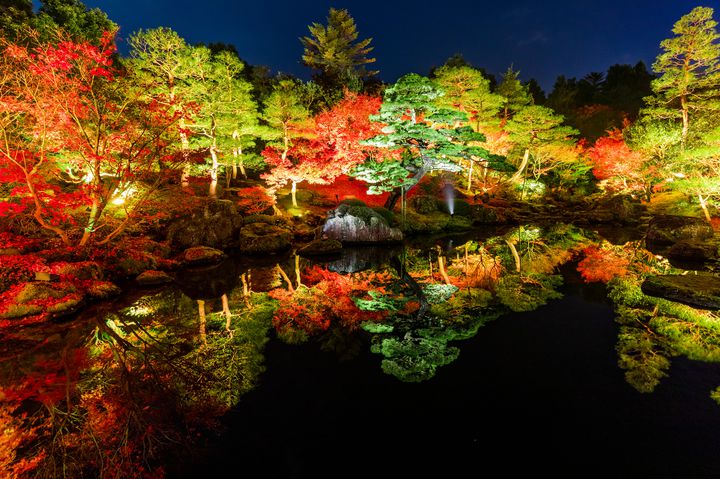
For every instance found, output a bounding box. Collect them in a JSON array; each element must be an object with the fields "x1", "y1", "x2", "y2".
[
  {"x1": 577, "y1": 245, "x2": 631, "y2": 283},
  {"x1": 269, "y1": 266, "x2": 387, "y2": 335}
]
